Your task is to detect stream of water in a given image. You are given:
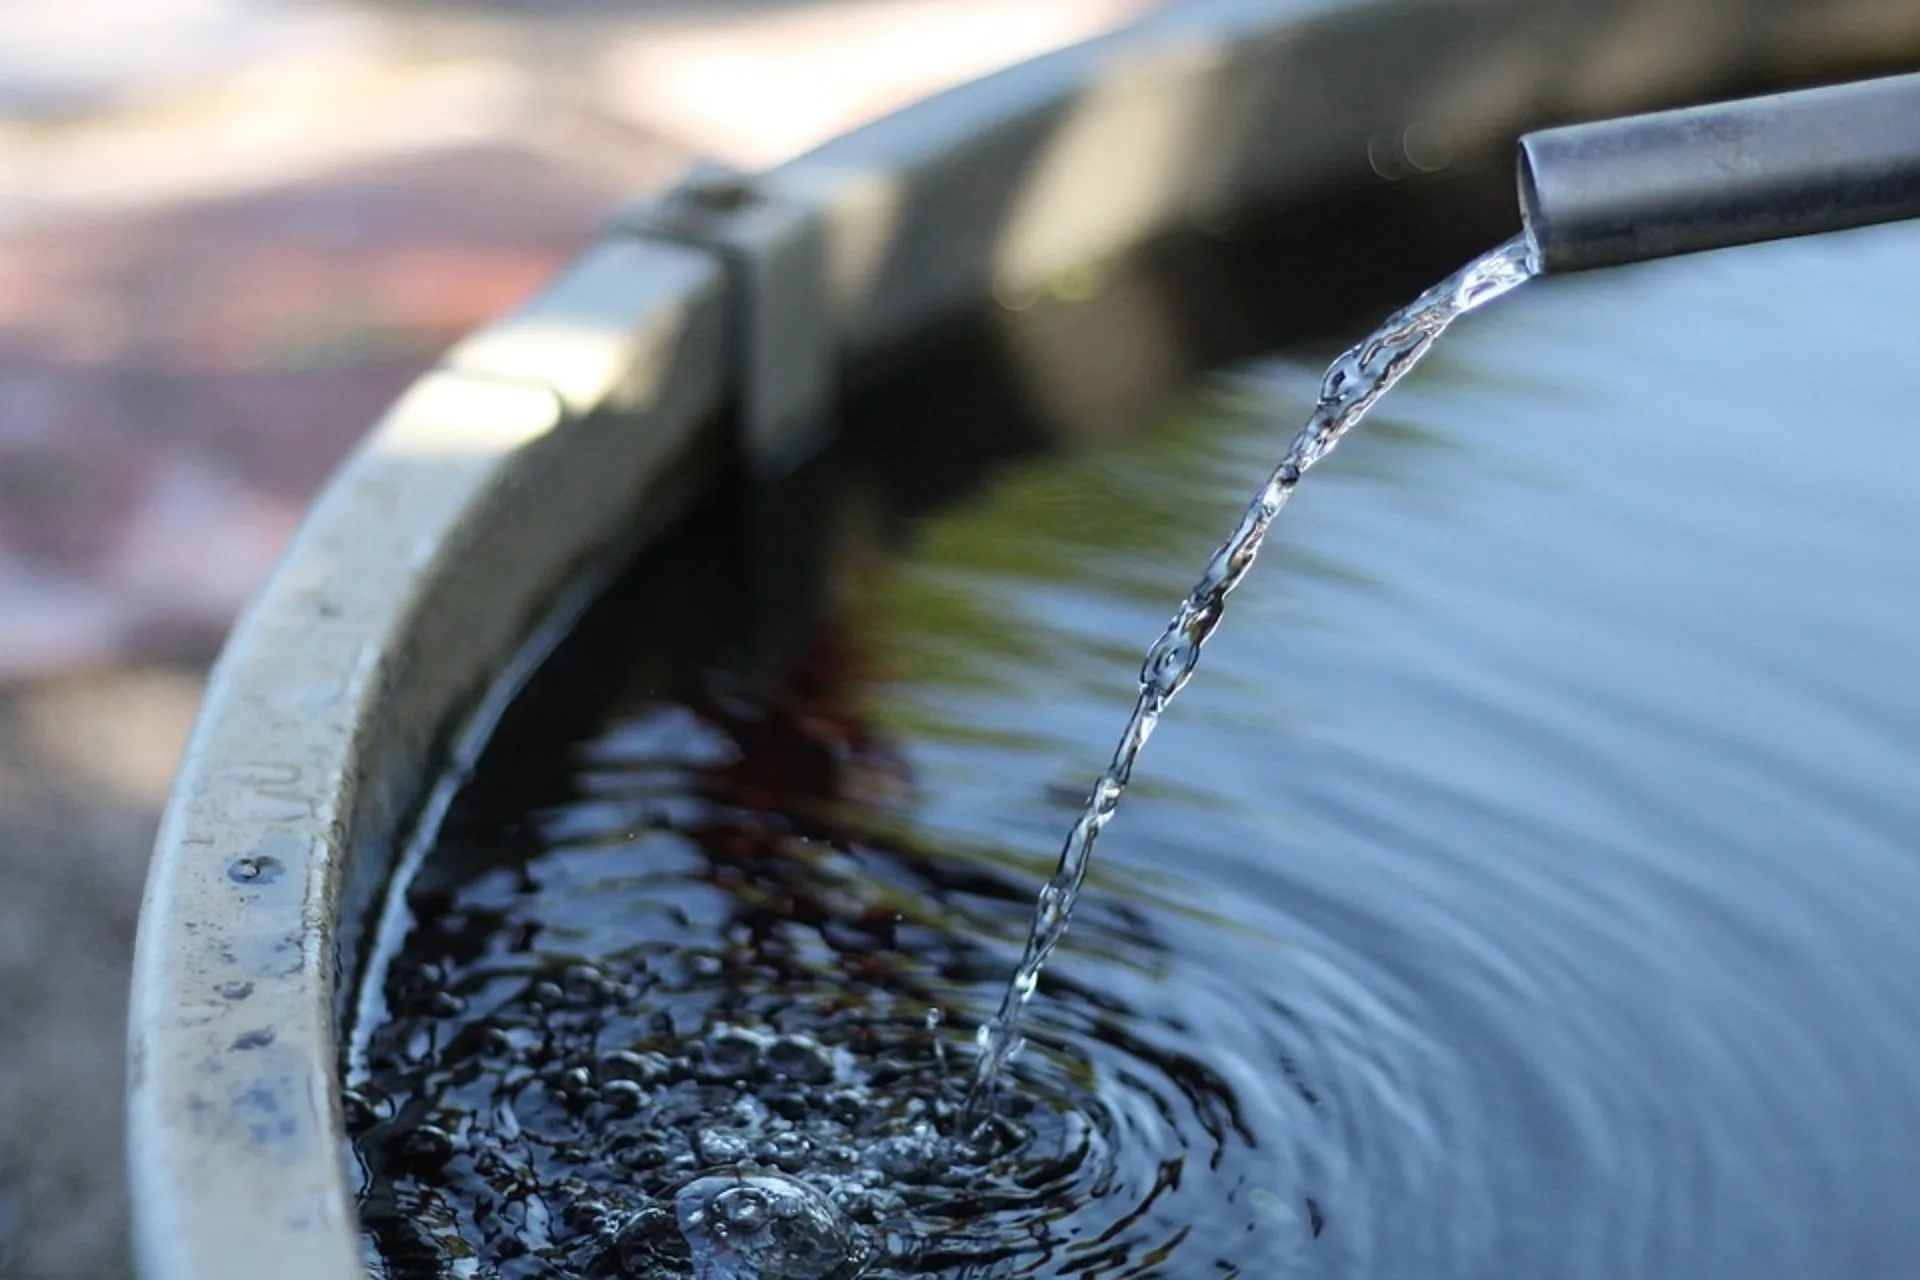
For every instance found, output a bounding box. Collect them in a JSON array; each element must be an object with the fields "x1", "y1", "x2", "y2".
[{"x1": 967, "y1": 234, "x2": 1538, "y2": 1108}]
